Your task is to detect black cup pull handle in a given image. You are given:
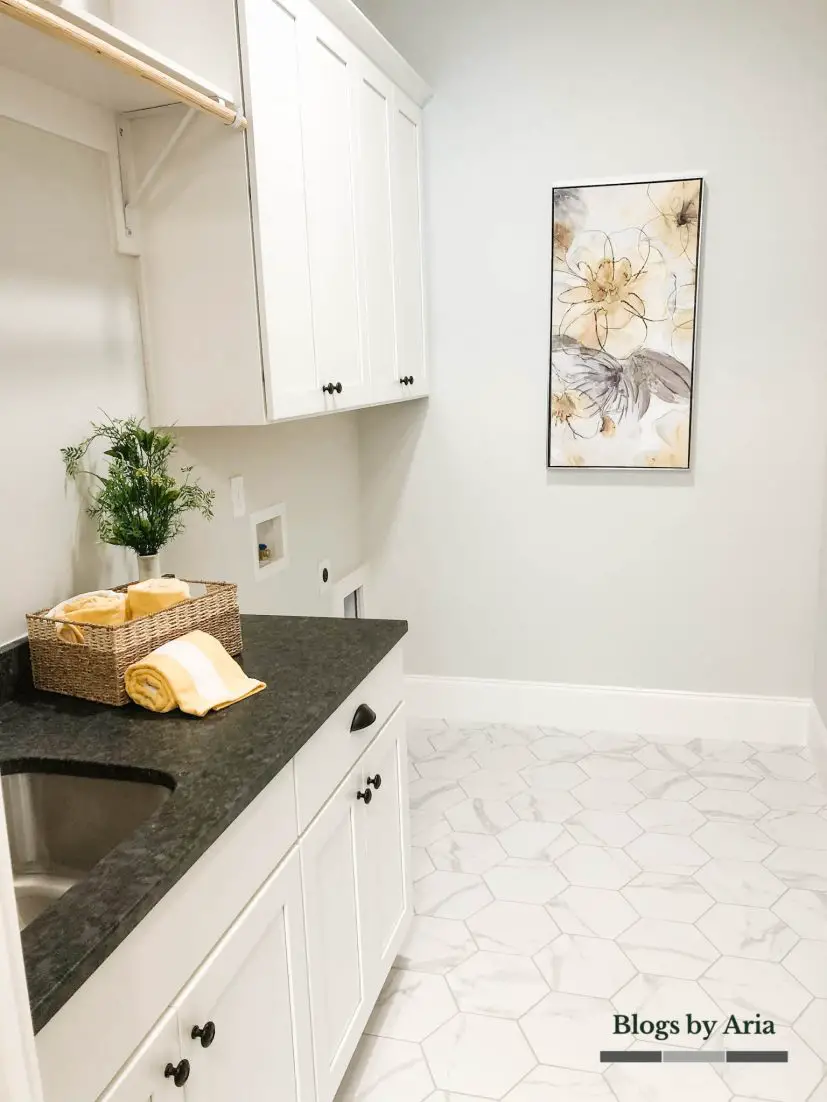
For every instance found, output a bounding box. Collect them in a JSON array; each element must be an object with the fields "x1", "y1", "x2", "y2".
[
  {"x1": 350, "y1": 703, "x2": 377, "y2": 733},
  {"x1": 165, "y1": 1060, "x2": 190, "y2": 1088},
  {"x1": 191, "y1": 1021, "x2": 216, "y2": 1048},
  {"x1": 357, "y1": 788, "x2": 372, "y2": 805},
  {"x1": 367, "y1": 774, "x2": 382, "y2": 790}
]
